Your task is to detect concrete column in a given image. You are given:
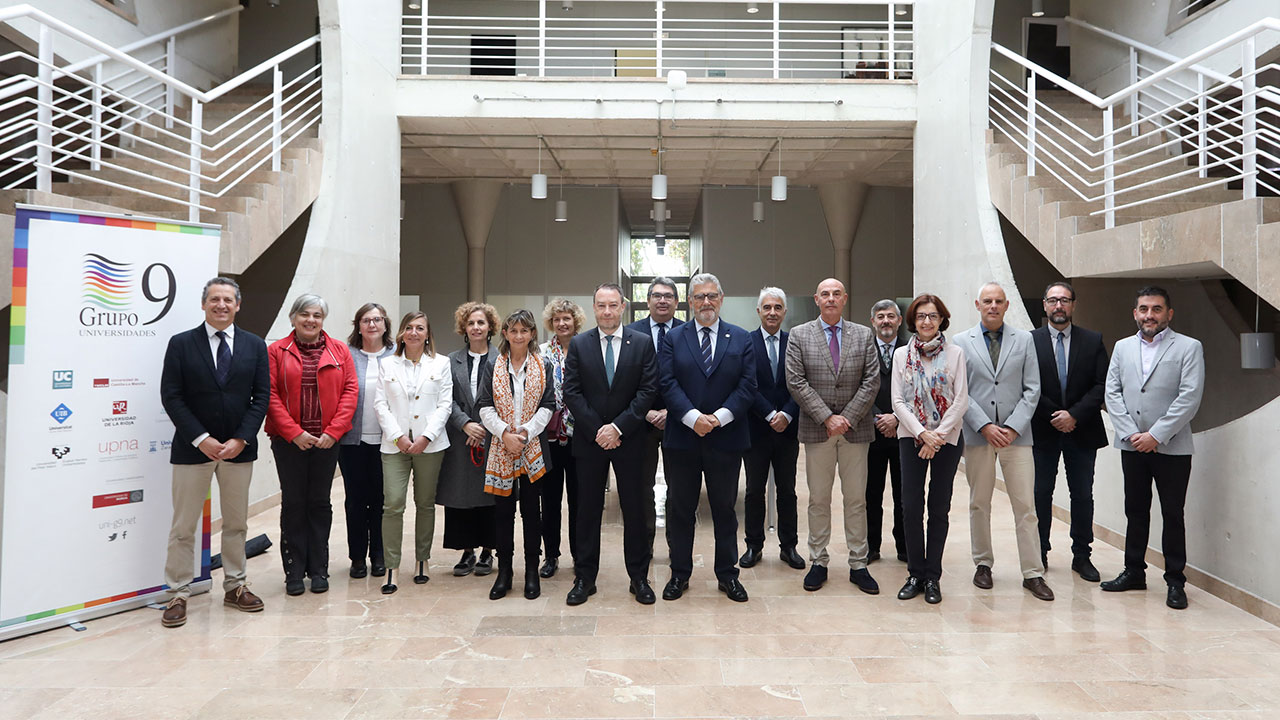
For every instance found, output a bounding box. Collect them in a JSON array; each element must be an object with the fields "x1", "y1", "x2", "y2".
[
  {"x1": 451, "y1": 179, "x2": 503, "y2": 301},
  {"x1": 818, "y1": 179, "x2": 870, "y2": 316}
]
